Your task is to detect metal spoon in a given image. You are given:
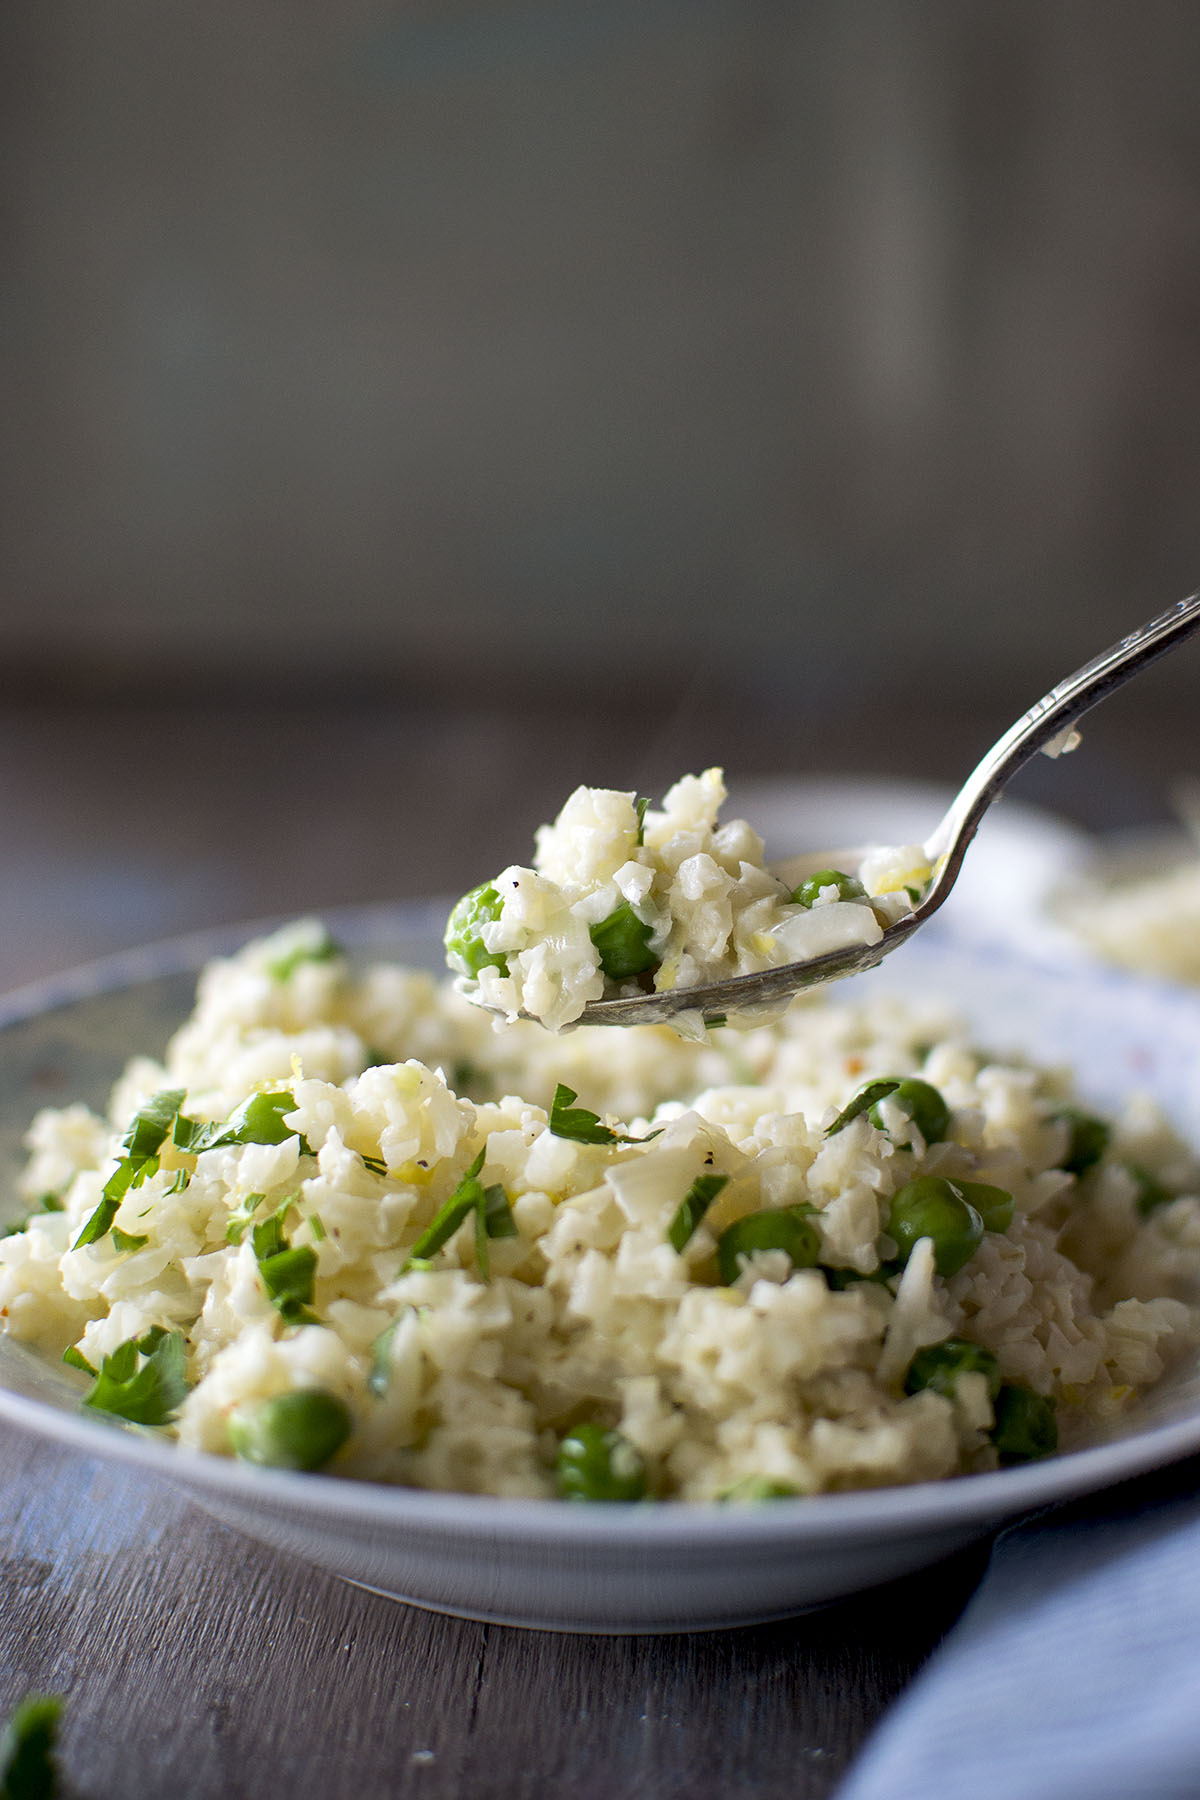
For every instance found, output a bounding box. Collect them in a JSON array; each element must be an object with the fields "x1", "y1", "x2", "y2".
[{"x1": 571, "y1": 592, "x2": 1200, "y2": 1028}]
